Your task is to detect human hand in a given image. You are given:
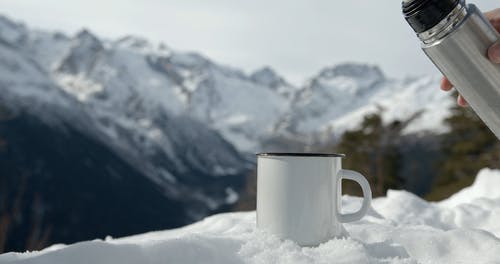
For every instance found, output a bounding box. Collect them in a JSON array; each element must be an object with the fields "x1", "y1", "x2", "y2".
[{"x1": 440, "y1": 8, "x2": 500, "y2": 106}]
